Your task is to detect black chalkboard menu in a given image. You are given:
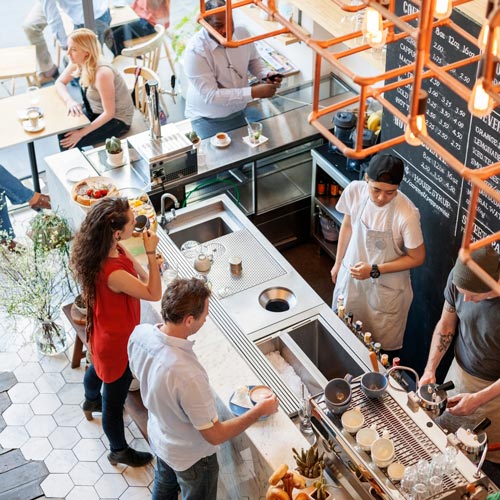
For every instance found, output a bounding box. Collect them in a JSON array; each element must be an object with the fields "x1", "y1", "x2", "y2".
[{"x1": 382, "y1": 6, "x2": 500, "y2": 377}]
